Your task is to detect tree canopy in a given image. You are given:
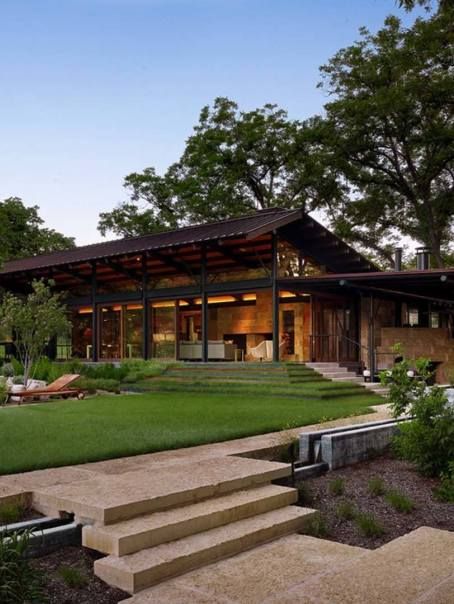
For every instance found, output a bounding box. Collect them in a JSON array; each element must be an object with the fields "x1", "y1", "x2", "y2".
[
  {"x1": 99, "y1": 5, "x2": 453, "y2": 268},
  {"x1": 0, "y1": 197, "x2": 75, "y2": 263},
  {"x1": 98, "y1": 99, "x2": 340, "y2": 237},
  {"x1": 317, "y1": 10, "x2": 453, "y2": 267}
]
